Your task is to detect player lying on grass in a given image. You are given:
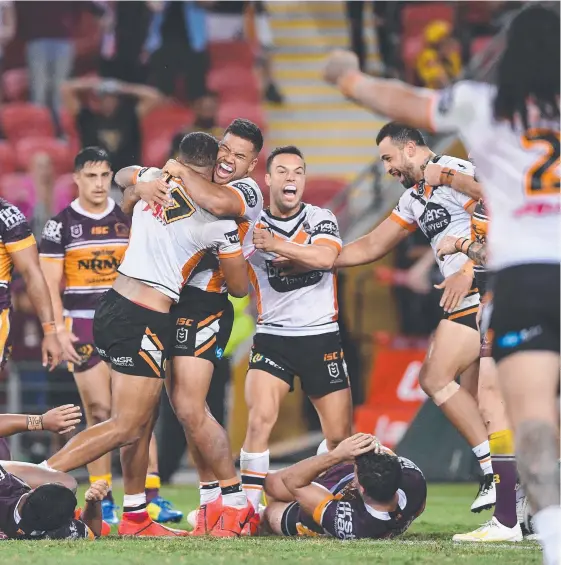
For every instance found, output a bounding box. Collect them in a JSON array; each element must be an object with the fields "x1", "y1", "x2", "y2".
[
  {"x1": 0, "y1": 405, "x2": 108, "y2": 539},
  {"x1": 262, "y1": 434, "x2": 427, "y2": 539}
]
